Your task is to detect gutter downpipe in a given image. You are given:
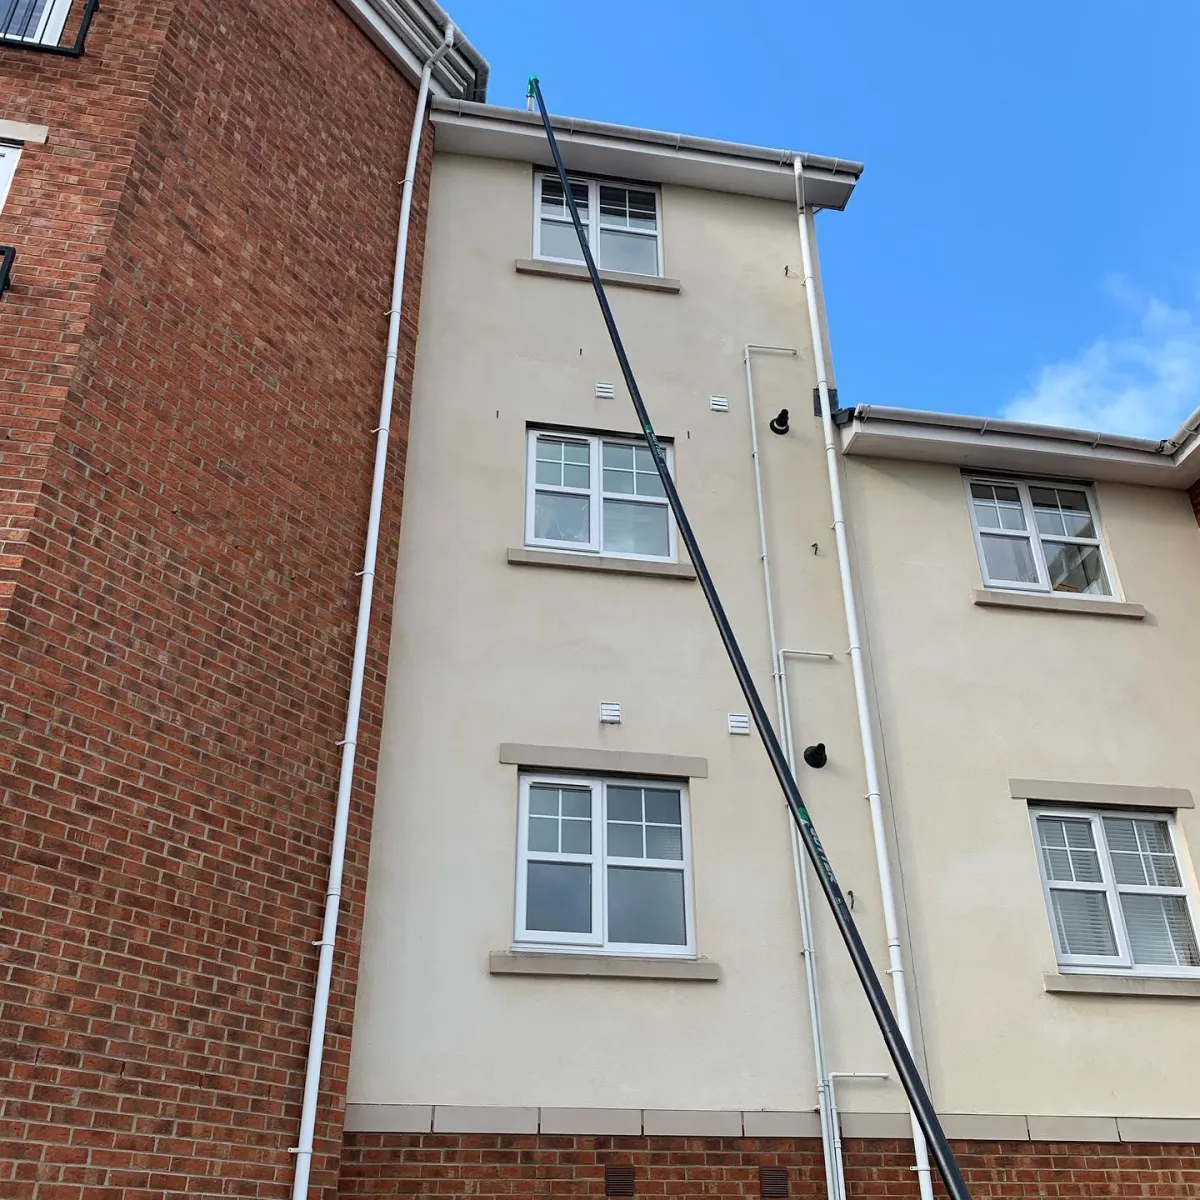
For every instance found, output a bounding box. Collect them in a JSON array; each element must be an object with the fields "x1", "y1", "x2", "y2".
[
  {"x1": 743, "y1": 345, "x2": 844, "y2": 1200},
  {"x1": 288, "y1": 24, "x2": 454, "y2": 1200},
  {"x1": 793, "y1": 158, "x2": 936, "y2": 1200}
]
